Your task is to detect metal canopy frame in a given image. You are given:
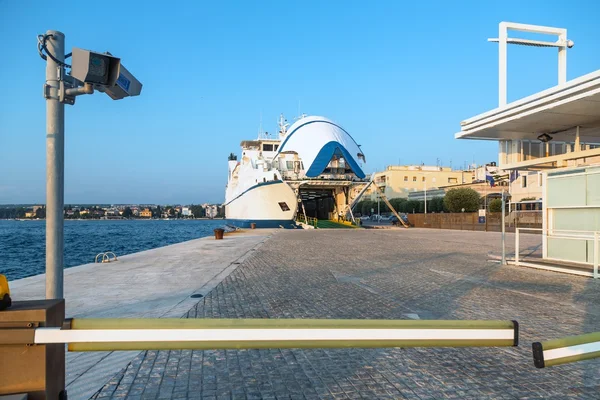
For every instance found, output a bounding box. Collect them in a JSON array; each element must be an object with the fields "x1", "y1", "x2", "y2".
[{"x1": 490, "y1": 22, "x2": 571, "y2": 107}]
